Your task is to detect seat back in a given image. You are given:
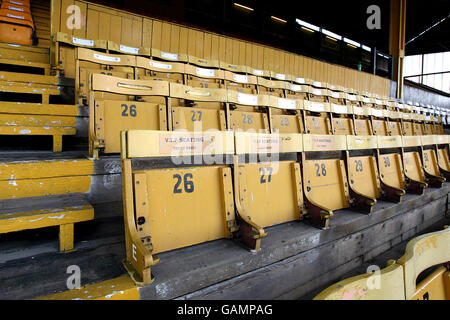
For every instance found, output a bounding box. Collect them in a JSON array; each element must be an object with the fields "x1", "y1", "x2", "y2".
[
  {"x1": 346, "y1": 135, "x2": 380, "y2": 211},
  {"x1": 135, "y1": 56, "x2": 184, "y2": 83},
  {"x1": 121, "y1": 129, "x2": 235, "y2": 284},
  {"x1": 302, "y1": 134, "x2": 350, "y2": 229},
  {"x1": 402, "y1": 136, "x2": 427, "y2": 194},
  {"x1": 329, "y1": 92, "x2": 354, "y2": 135},
  {"x1": 226, "y1": 90, "x2": 270, "y2": 132},
  {"x1": 377, "y1": 136, "x2": 406, "y2": 202},
  {"x1": 348, "y1": 94, "x2": 373, "y2": 136},
  {"x1": 256, "y1": 77, "x2": 286, "y2": 97},
  {"x1": 89, "y1": 74, "x2": 169, "y2": 157},
  {"x1": 223, "y1": 71, "x2": 257, "y2": 94},
  {"x1": 268, "y1": 95, "x2": 304, "y2": 134},
  {"x1": 169, "y1": 82, "x2": 227, "y2": 131},
  {"x1": 76, "y1": 47, "x2": 136, "y2": 104},
  {"x1": 184, "y1": 64, "x2": 224, "y2": 88},
  {"x1": 397, "y1": 227, "x2": 450, "y2": 299},
  {"x1": 303, "y1": 100, "x2": 332, "y2": 135},
  {"x1": 234, "y1": 132, "x2": 304, "y2": 228}
]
